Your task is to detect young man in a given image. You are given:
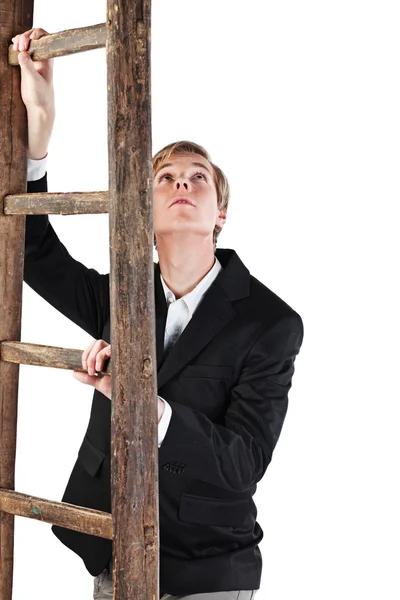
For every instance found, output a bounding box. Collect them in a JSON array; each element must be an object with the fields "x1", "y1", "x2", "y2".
[{"x1": 15, "y1": 28, "x2": 304, "y2": 600}]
